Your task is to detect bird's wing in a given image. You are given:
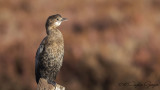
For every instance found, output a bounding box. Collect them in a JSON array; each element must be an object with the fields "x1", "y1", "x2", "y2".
[{"x1": 35, "y1": 37, "x2": 47, "y2": 74}]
